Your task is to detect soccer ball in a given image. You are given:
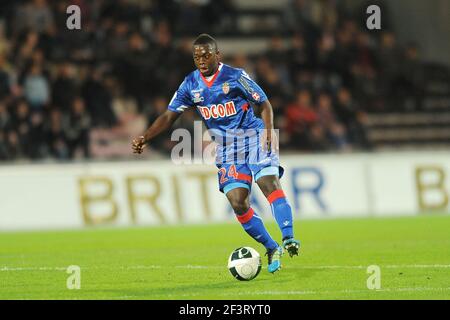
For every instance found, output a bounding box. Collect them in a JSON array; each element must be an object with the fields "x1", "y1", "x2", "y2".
[{"x1": 227, "y1": 247, "x2": 262, "y2": 281}]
